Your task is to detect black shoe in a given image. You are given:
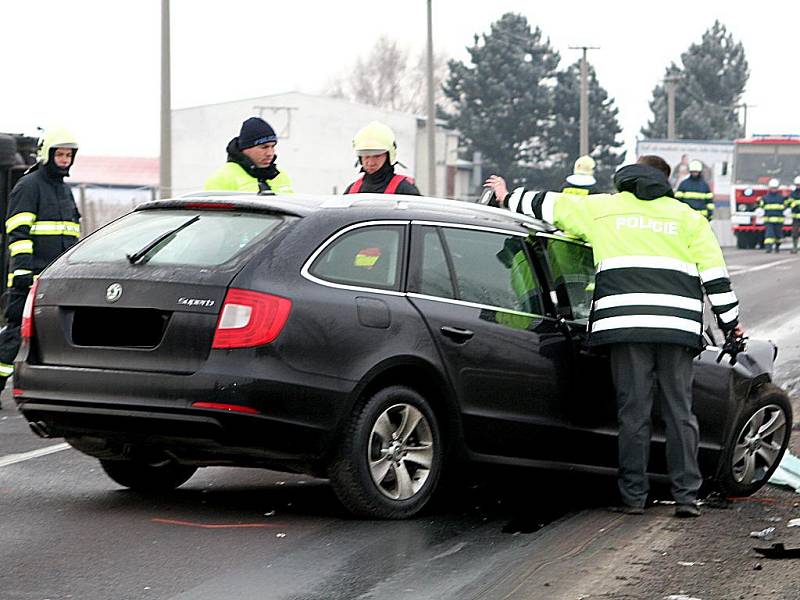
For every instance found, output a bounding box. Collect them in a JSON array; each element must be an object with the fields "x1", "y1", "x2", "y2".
[
  {"x1": 608, "y1": 504, "x2": 644, "y2": 515},
  {"x1": 675, "y1": 503, "x2": 700, "y2": 518}
]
